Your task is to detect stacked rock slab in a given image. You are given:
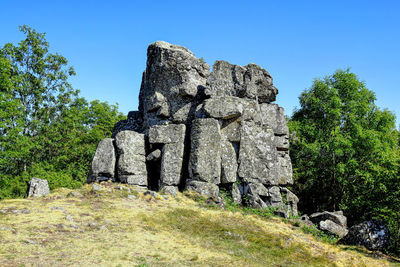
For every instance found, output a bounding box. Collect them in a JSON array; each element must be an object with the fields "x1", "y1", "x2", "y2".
[{"x1": 88, "y1": 41, "x2": 298, "y2": 217}]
